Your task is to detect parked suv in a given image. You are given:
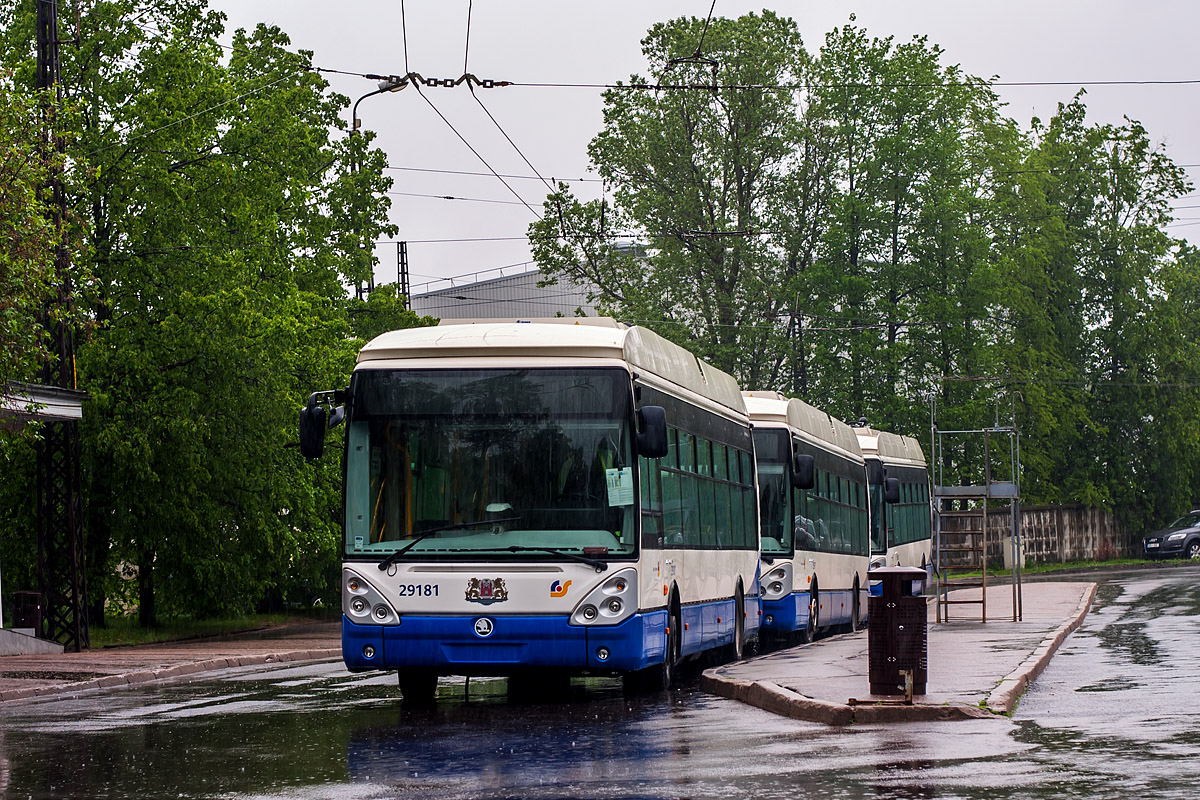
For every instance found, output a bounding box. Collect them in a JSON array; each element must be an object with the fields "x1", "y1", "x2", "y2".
[{"x1": 1143, "y1": 511, "x2": 1200, "y2": 559}]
